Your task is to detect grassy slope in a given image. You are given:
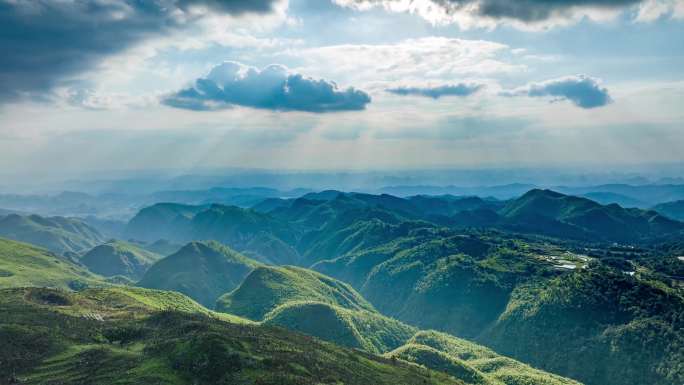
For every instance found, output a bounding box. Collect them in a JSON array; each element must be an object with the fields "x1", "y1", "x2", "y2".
[
  {"x1": 138, "y1": 241, "x2": 260, "y2": 308},
  {"x1": 215, "y1": 265, "x2": 375, "y2": 320},
  {"x1": 0, "y1": 238, "x2": 103, "y2": 290},
  {"x1": 80, "y1": 240, "x2": 163, "y2": 280},
  {"x1": 214, "y1": 264, "x2": 581, "y2": 385},
  {"x1": 389, "y1": 331, "x2": 582, "y2": 385},
  {"x1": 262, "y1": 301, "x2": 417, "y2": 354},
  {"x1": 0, "y1": 287, "x2": 460, "y2": 385},
  {"x1": 0, "y1": 214, "x2": 104, "y2": 254}
]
